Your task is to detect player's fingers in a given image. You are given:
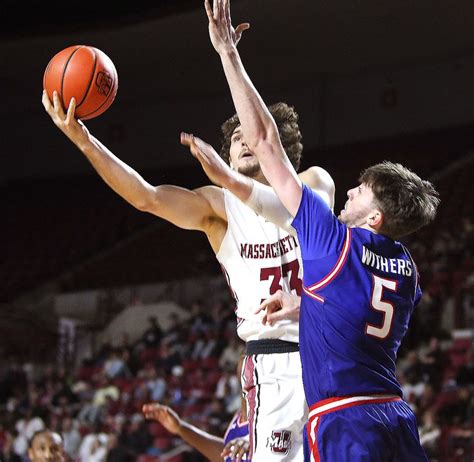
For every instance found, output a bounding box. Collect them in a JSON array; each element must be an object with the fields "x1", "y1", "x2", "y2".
[
  {"x1": 213, "y1": 0, "x2": 218, "y2": 20},
  {"x1": 52, "y1": 91, "x2": 65, "y2": 117},
  {"x1": 235, "y1": 23, "x2": 250, "y2": 38},
  {"x1": 221, "y1": 441, "x2": 232, "y2": 456},
  {"x1": 204, "y1": 0, "x2": 214, "y2": 22},
  {"x1": 224, "y1": 0, "x2": 232, "y2": 26},
  {"x1": 65, "y1": 97, "x2": 76, "y2": 124},
  {"x1": 256, "y1": 291, "x2": 282, "y2": 313},
  {"x1": 42, "y1": 89, "x2": 52, "y2": 112},
  {"x1": 180, "y1": 132, "x2": 194, "y2": 147},
  {"x1": 266, "y1": 310, "x2": 287, "y2": 325}
]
